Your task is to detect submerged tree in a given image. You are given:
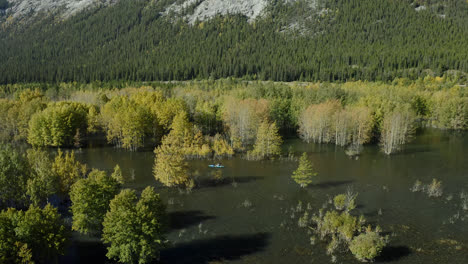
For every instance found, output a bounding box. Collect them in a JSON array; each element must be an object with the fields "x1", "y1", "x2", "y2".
[
  {"x1": 52, "y1": 150, "x2": 87, "y2": 195},
  {"x1": 153, "y1": 137, "x2": 190, "y2": 188},
  {"x1": 211, "y1": 133, "x2": 234, "y2": 159},
  {"x1": 223, "y1": 98, "x2": 270, "y2": 150},
  {"x1": 250, "y1": 120, "x2": 282, "y2": 159},
  {"x1": 102, "y1": 187, "x2": 167, "y2": 264},
  {"x1": 299, "y1": 100, "x2": 341, "y2": 144},
  {"x1": 101, "y1": 95, "x2": 155, "y2": 151},
  {"x1": 380, "y1": 108, "x2": 415, "y2": 154},
  {"x1": 28, "y1": 102, "x2": 89, "y2": 147},
  {"x1": 0, "y1": 146, "x2": 30, "y2": 208},
  {"x1": 349, "y1": 231, "x2": 387, "y2": 262},
  {"x1": 70, "y1": 169, "x2": 121, "y2": 235},
  {"x1": 292, "y1": 153, "x2": 317, "y2": 188},
  {"x1": 111, "y1": 165, "x2": 126, "y2": 185},
  {"x1": 26, "y1": 148, "x2": 59, "y2": 206},
  {"x1": 309, "y1": 192, "x2": 388, "y2": 262}
]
